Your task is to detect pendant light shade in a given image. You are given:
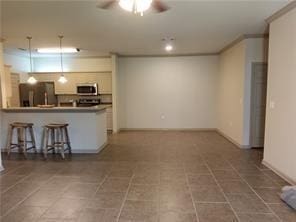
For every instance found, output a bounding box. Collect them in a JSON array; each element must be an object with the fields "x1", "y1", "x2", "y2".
[
  {"x1": 58, "y1": 35, "x2": 67, "y2": 84},
  {"x1": 58, "y1": 75, "x2": 67, "y2": 84},
  {"x1": 26, "y1": 37, "x2": 37, "y2": 84},
  {"x1": 27, "y1": 76, "x2": 37, "y2": 84}
]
